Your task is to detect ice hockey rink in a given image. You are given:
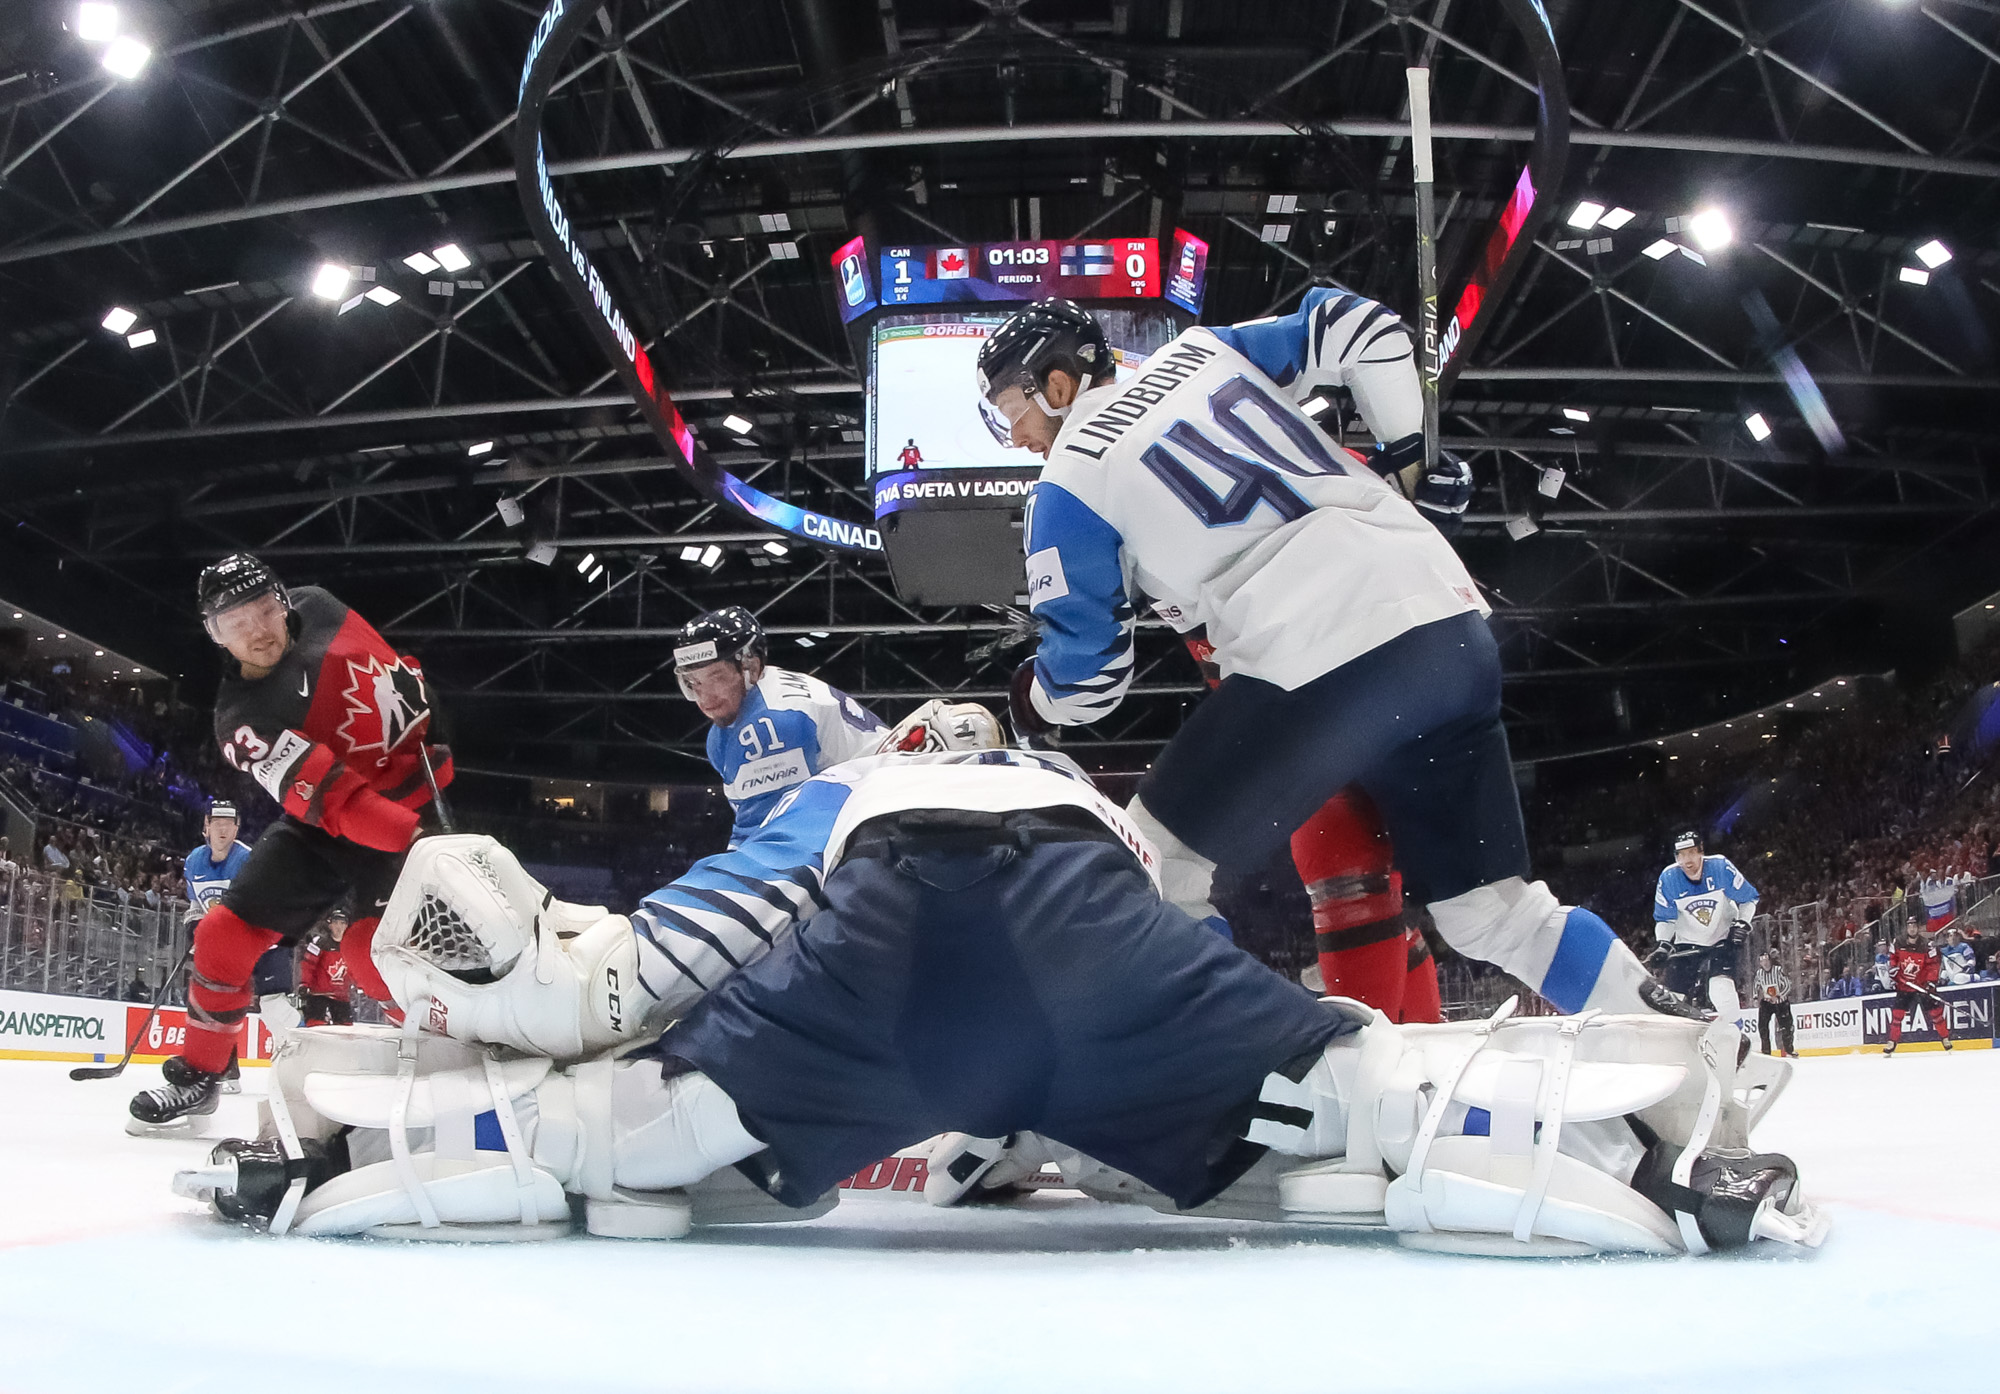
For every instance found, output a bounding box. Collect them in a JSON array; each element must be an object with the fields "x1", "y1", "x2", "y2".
[{"x1": 1, "y1": 1048, "x2": 1992, "y2": 1394}]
